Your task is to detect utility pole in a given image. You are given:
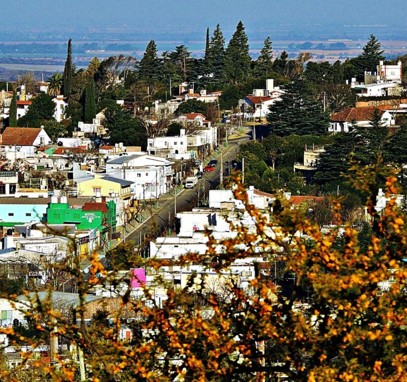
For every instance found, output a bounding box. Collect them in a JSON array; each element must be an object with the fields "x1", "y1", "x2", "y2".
[
  {"x1": 220, "y1": 152, "x2": 223, "y2": 189},
  {"x1": 242, "y1": 157, "x2": 245, "y2": 184}
]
